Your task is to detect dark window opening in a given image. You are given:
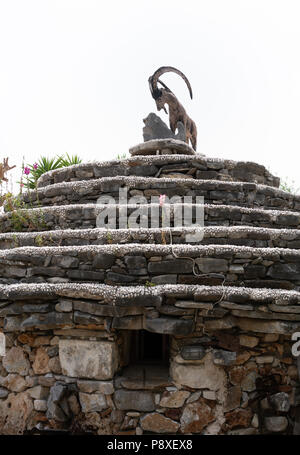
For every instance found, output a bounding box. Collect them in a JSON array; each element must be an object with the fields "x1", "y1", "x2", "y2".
[{"x1": 130, "y1": 330, "x2": 169, "y2": 365}]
